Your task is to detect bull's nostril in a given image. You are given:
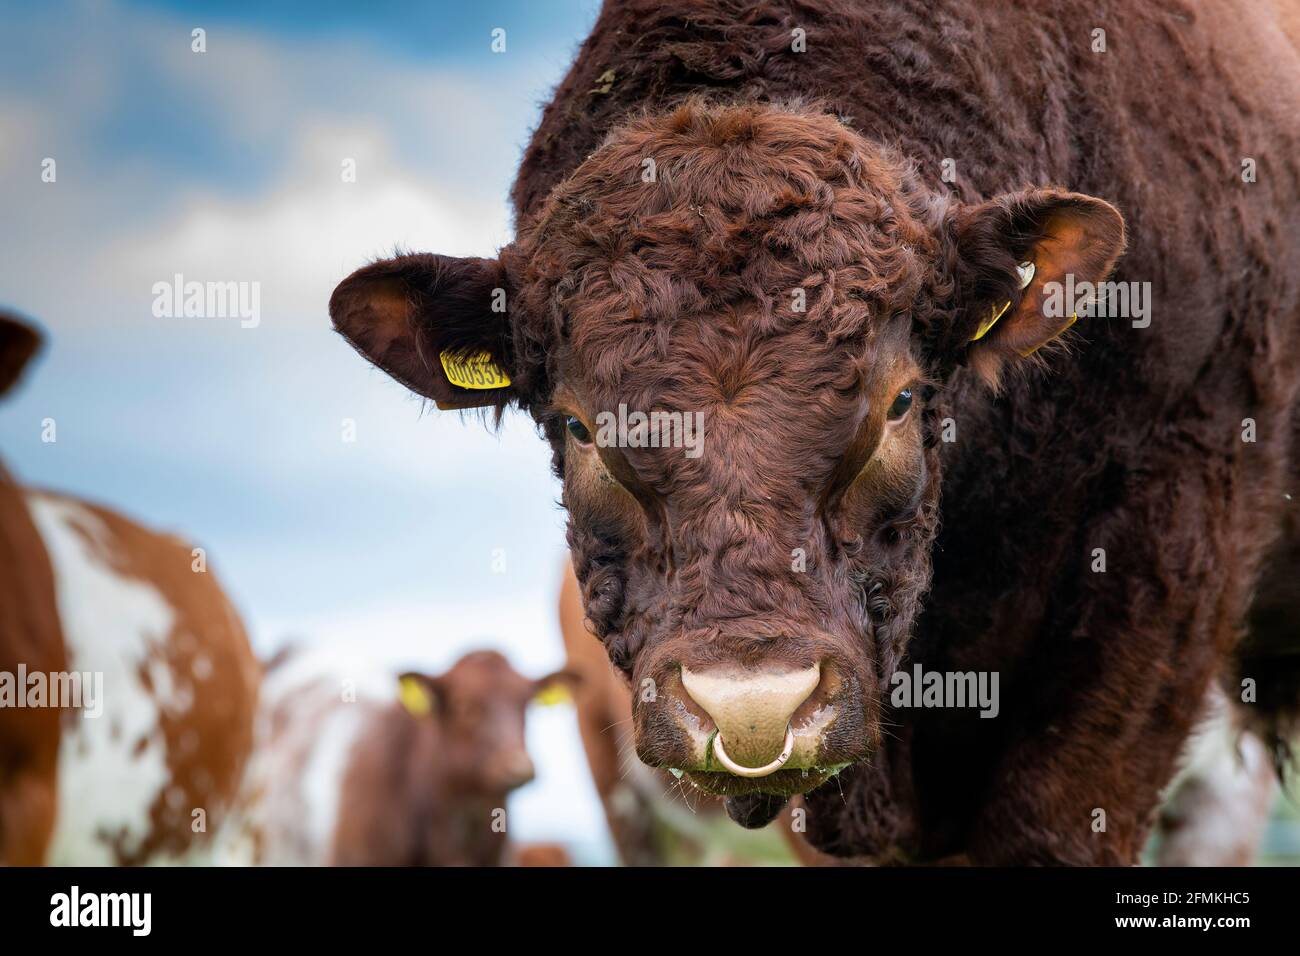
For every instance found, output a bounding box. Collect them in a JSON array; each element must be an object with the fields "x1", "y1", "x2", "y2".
[{"x1": 681, "y1": 663, "x2": 821, "y2": 772}]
